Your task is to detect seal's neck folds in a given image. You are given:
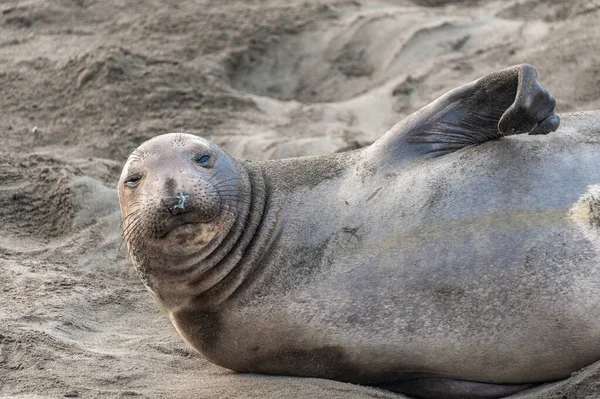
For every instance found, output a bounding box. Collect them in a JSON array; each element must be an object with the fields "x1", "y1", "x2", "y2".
[{"x1": 147, "y1": 162, "x2": 276, "y2": 311}]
